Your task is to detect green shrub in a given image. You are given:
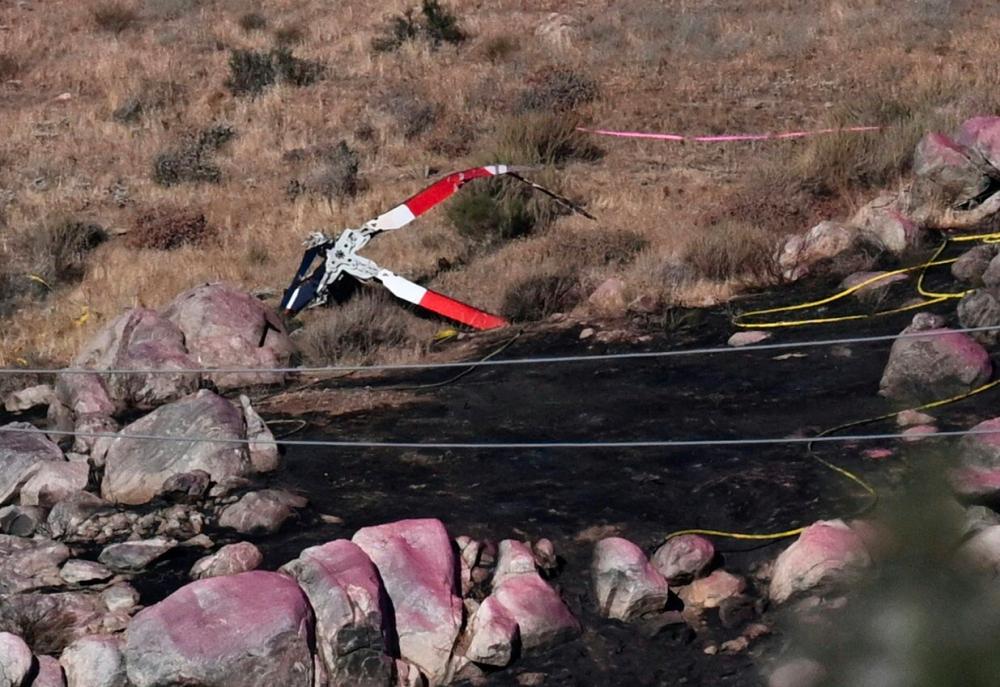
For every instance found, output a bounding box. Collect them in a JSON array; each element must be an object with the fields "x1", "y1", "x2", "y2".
[
  {"x1": 371, "y1": 0, "x2": 465, "y2": 53},
  {"x1": 446, "y1": 180, "x2": 535, "y2": 245}
]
